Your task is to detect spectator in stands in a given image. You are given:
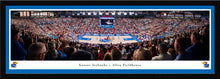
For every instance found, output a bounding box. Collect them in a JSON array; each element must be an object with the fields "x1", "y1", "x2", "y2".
[
  {"x1": 149, "y1": 46, "x2": 157, "y2": 57},
  {"x1": 72, "y1": 51, "x2": 94, "y2": 60},
  {"x1": 27, "y1": 42, "x2": 46, "y2": 60},
  {"x1": 24, "y1": 37, "x2": 34, "y2": 51},
  {"x1": 111, "y1": 47, "x2": 122, "y2": 60},
  {"x1": 175, "y1": 38, "x2": 192, "y2": 60},
  {"x1": 45, "y1": 41, "x2": 59, "y2": 60},
  {"x1": 63, "y1": 47, "x2": 75, "y2": 59},
  {"x1": 103, "y1": 47, "x2": 108, "y2": 55},
  {"x1": 133, "y1": 47, "x2": 152, "y2": 60},
  {"x1": 167, "y1": 48, "x2": 177, "y2": 60},
  {"x1": 11, "y1": 29, "x2": 27, "y2": 60},
  {"x1": 186, "y1": 32, "x2": 204, "y2": 60},
  {"x1": 92, "y1": 47, "x2": 98, "y2": 60},
  {"x1": 167, "y1": 41, "x2": 174, "y2": 49},
  {"x1": 152, "y1": 44, "x2": 172, "y2": 60},
  {"x1": 98, "y1": 46, "x2": 104, "y2": 60},
  {"x1": 103, "y1": 52, "x2": 113, "y2": 60},
  {"x1": 56, "y1": 42, "x2": 62, "y2": 53},
  {"x1": 45, "y1": 39, "x2": 50, "y2": 50},
  {"x1": 121, "y1": 46, "x2": 127, "y2": 59},
  {"x1": 200, "y1": 26, "x2": 209, "y2": 60},
  {"x1": 19, "y1": 38, "x2": 24, "y2": 47},
  {"x1": 124, "y1": 52, "x2": 132, "y2": 60},
  {"x1": 81, "y1": 44, "x2": 88, "y2": 51}
]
